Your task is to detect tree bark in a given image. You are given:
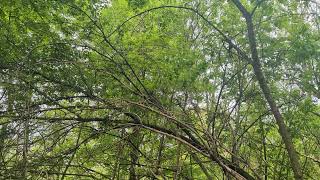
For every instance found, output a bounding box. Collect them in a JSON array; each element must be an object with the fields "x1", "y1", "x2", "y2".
[{"x1": 231, "y1": 1, "x2": 303, "y2": 179}]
